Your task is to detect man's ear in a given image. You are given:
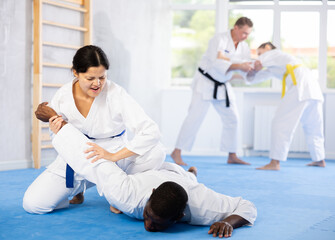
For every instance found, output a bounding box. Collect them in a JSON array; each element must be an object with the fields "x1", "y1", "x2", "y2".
[{"x1": 172, "y1": 212, "x2": 185, "y2": 223}]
